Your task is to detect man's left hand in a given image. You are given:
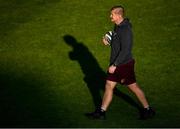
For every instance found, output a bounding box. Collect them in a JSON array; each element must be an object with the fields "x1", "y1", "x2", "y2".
[{"x1": 108, "y1": 65, "x2": 117, "y2": 74}]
